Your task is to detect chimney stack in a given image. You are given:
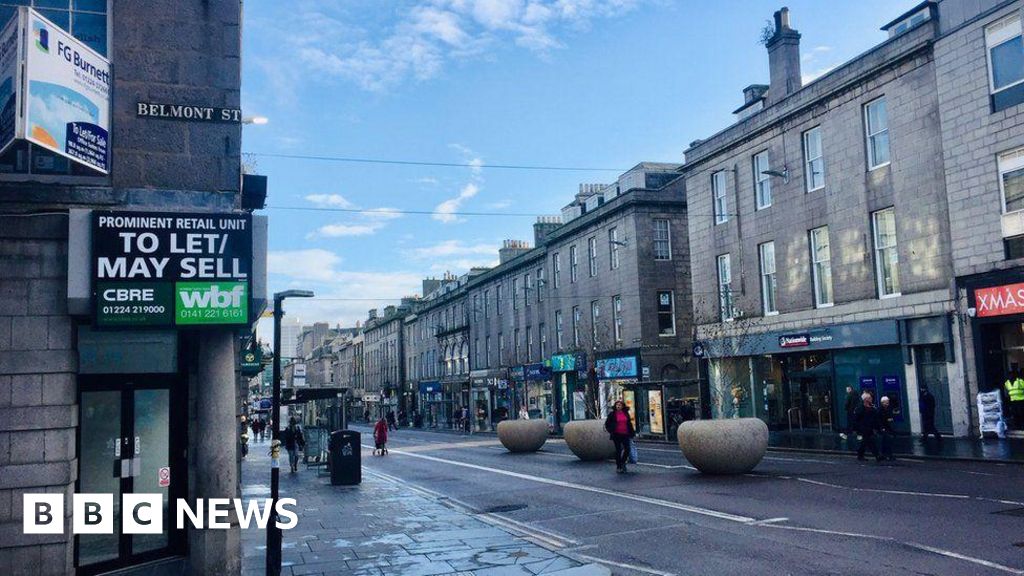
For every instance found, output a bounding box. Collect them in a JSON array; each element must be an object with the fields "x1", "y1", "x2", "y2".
[
  {"x1": 533, "y1": 215, "x2": 561, "y2": 247},
  {"x1": 766, "y1": 7, "x2": 801, "y2": 104},
  {"x1": 498, "y1": 239, "x2": 531, "y2": 264}
]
